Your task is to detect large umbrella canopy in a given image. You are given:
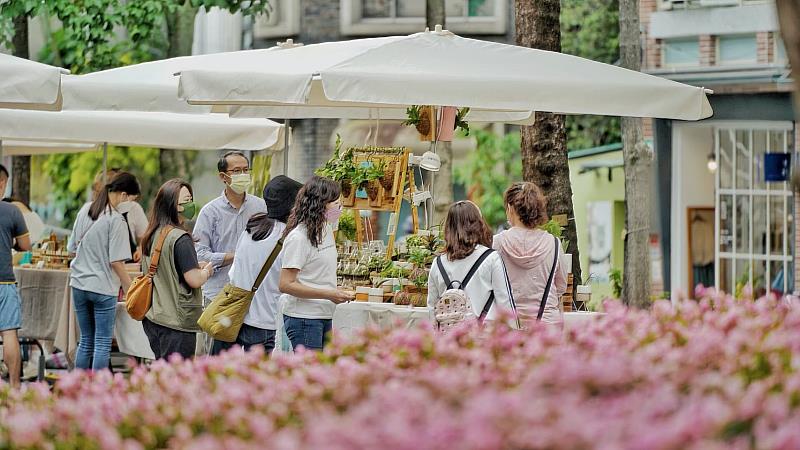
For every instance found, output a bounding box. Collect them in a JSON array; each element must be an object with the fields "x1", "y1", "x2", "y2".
[
  {"x1": 177, "y1": 29, "x2": 712, "y2": 121},
  {"x1": 0, "y1": 109, "x2": 284, "y2": 152},
  {"x1": 59, "y1": 42, "x2": 534, "y2": 123},
  {"x1": 0, "y1": 140, "x2": 99, "y2": 156},
  {"x1": 0, "y1": 53, "x2": 68, "y2": 110}
]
